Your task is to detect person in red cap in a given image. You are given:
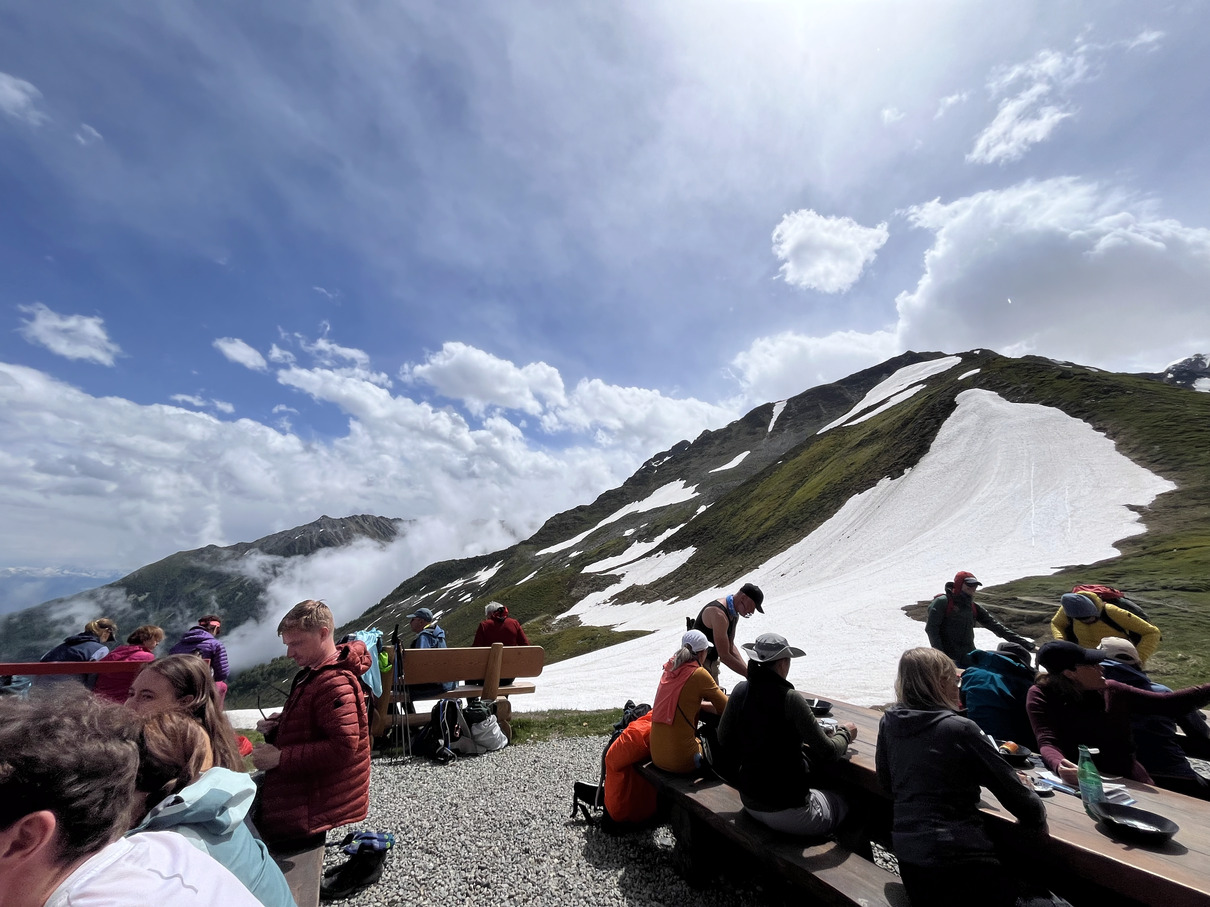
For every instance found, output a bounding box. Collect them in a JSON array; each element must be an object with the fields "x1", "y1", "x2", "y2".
[{"x1": 925, "y1": 571, "x2": 1033, "y2": 668}]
